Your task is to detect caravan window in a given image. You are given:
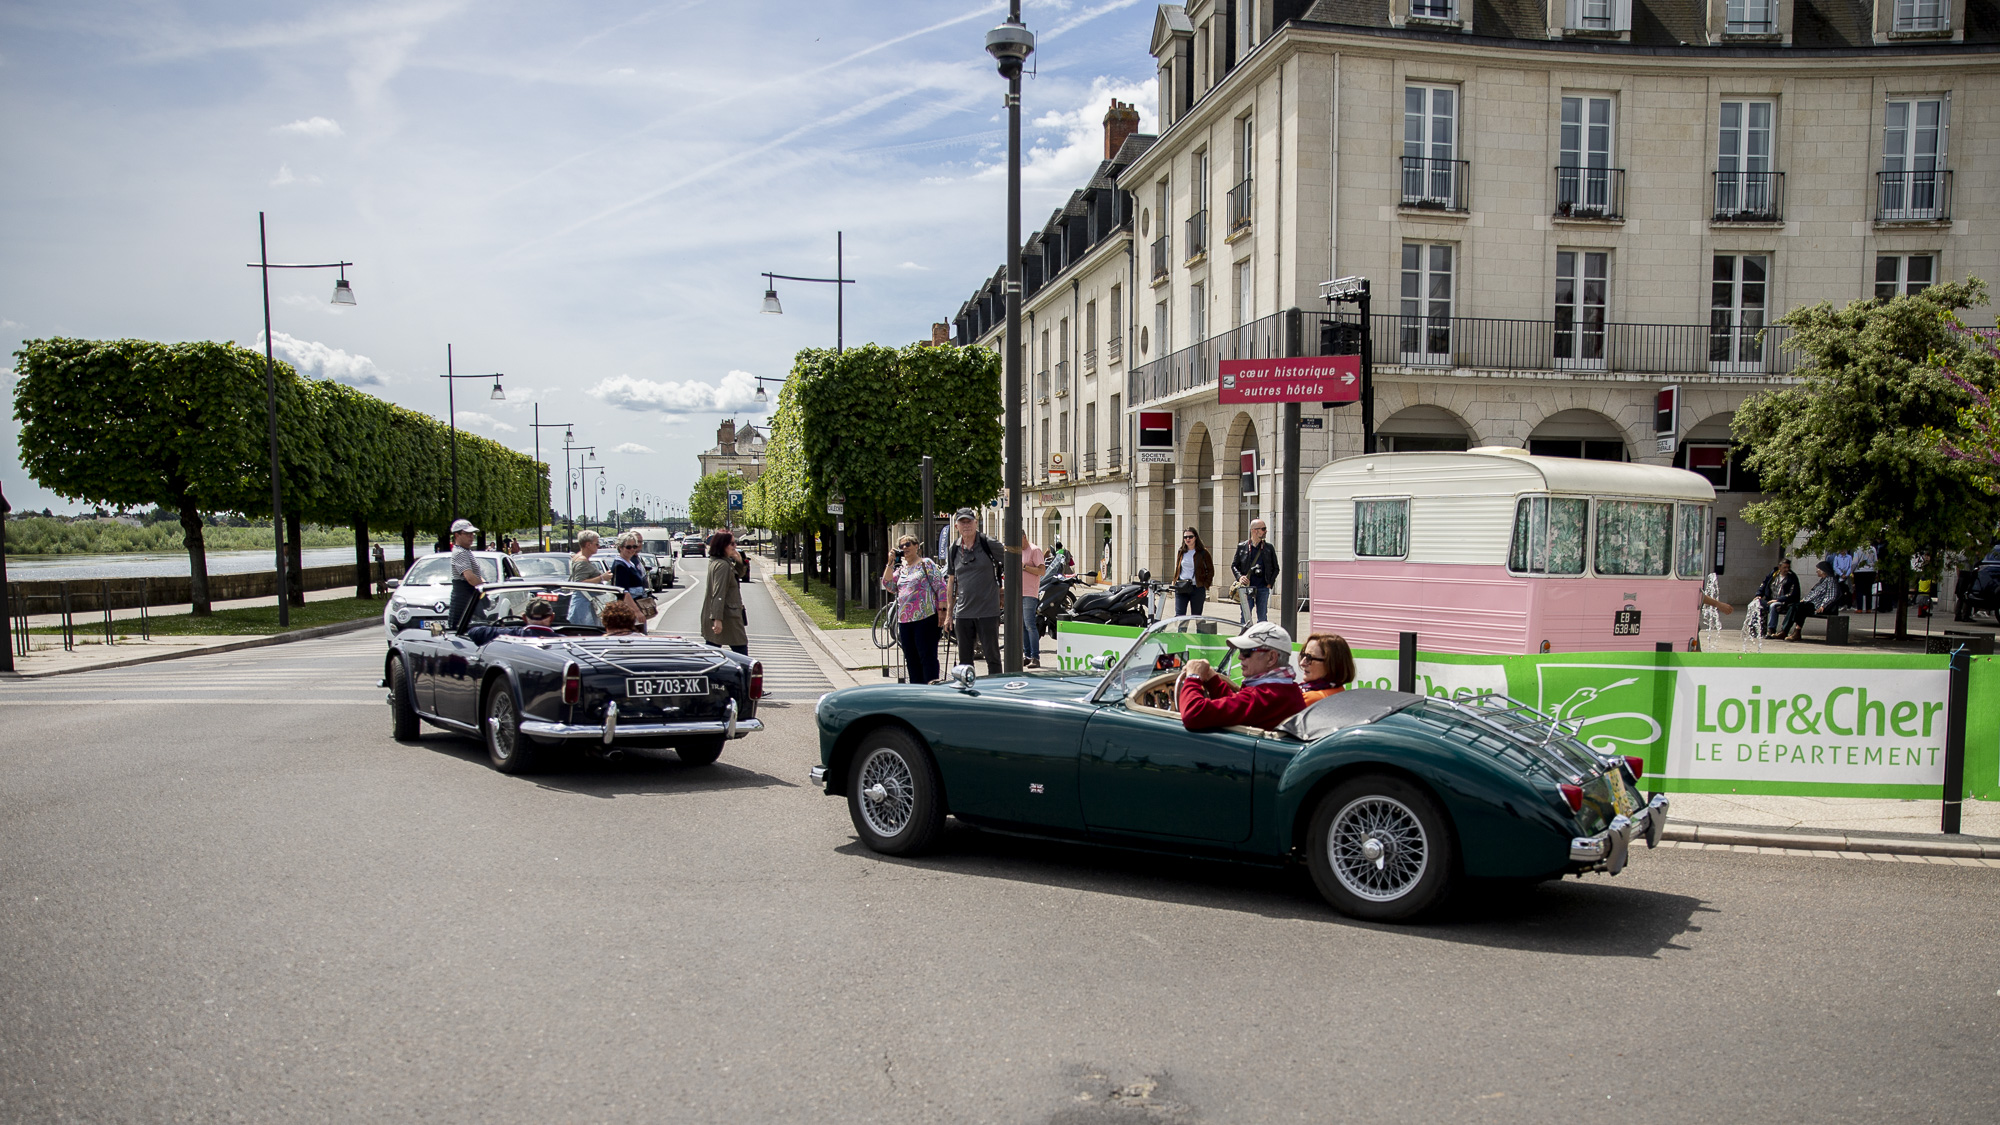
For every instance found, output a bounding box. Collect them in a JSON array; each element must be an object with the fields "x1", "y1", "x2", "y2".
[
  {"x1": 1676, "y1": 504, "x2": 1710, "y2": 578},
  {"x1": 1595, "y1": 500, "x2": 1673, "y2": 576},
  {"x1": 1354, "y1": 499, "x2": 1409, "y2": 558},
  {"x1": 1508, "y1": 496, "x2": 1587, "y2": 574}
]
